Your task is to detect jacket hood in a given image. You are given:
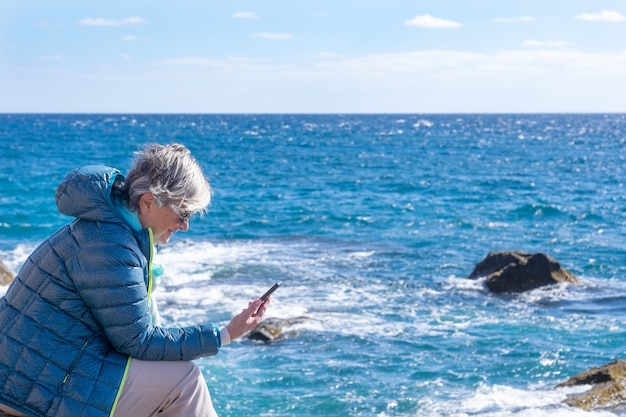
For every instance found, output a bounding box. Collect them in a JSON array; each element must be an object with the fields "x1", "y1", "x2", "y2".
[{"x1": 55, "y1": 165, "x2": 125, "y2": 223}]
